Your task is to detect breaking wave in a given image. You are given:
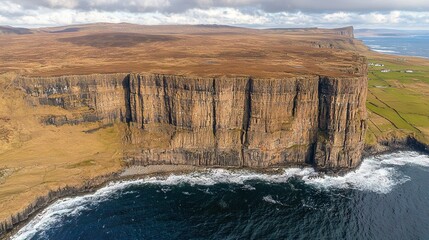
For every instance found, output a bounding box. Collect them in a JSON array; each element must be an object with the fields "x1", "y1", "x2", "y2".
[
  {"x1": 12, "y1": 151, "x2": 429, "y2": 240},
  {"x1": 367, "y1": 44, "x2": 398, "y2": 54},
  {"x1": 373, "y1": 49, "x2": 398, "y2": 53}
]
